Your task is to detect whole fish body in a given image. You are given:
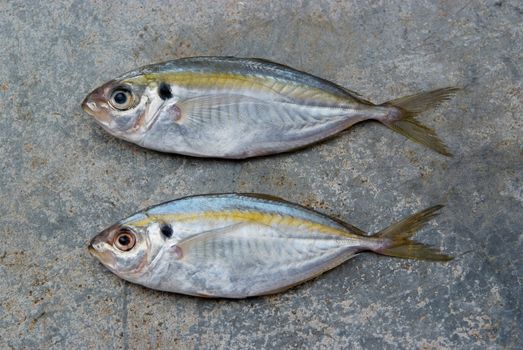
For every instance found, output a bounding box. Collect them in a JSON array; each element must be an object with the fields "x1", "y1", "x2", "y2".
[
  {"x1": 89, "y1": 193, "x2": 451, "y2": 298},
  {"x1": 82, "y1": 56, "x2": 458, "y2": 158}
]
